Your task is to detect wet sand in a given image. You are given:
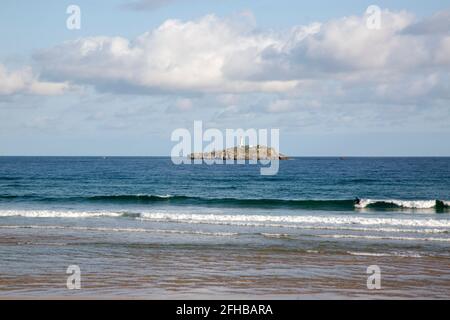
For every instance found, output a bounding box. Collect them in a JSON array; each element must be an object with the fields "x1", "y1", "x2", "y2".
[{"x1": 1, "y1": 231, "x2": 449, "y2": 299}]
